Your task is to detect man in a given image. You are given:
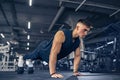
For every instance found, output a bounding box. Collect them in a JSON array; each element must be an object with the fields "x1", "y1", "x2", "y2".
[{"x1": 17, "y1": 19, "x2": 93, "y2": 78}]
